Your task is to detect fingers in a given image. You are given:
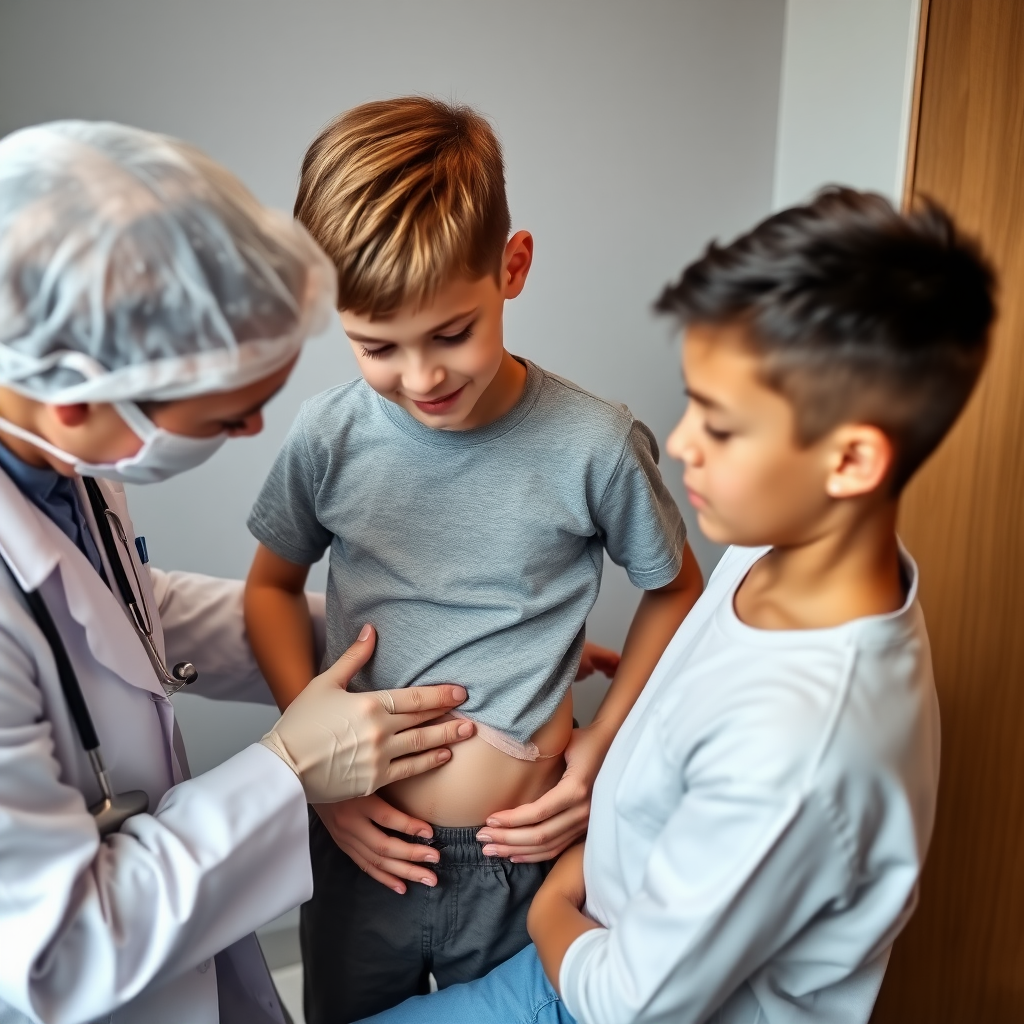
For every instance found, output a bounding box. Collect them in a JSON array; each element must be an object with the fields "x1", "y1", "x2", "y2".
[
  {"x1": 344, "y1": 837, "x2": 439, "y2": 892},
  {"x1": 365, "y1": 795, "x2": 434, "y2": 840},
  {"x1": 385, "y1": 683, "x2": 468, "y2": 715},
  {"x1": 388, "y1": 717, "x2": 475, "y2": 760},
  {"x1": 349, "y1": 828, "x2": 441, "y2": 873},
  {"x1": 488, "y1": 834, "x2": 584, "y2": 863},
  {"x1": 586, "y1": 643, "x2": 620, "y2": 677},
  {"x1": 318, "y1": 624, "x2": 376, "y2": 691},
  {"x1": 315, "y1": 799, "x2": 440, "y2": 892},
  {"x1": 387, "y1": 708, "x2": 460, "y2": 732},
  {"x1": 375, "y1": 689, "x2": 397, "y2": 715},
  {"x1": 383, "y1": 746, "x2": 454, "y2": 784},
  {"x1": 476, "y1": 803, "x2": 589, "y2": 859},
  {"x1": 343, "y1": 841, "x2": 407, "y2": 892},
  {"x1": 483, "y1": 776, "x2": 587, "y2": 829},
  {"x1": 576, "y1": 643, "x2": 620, "y2": 680}
]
